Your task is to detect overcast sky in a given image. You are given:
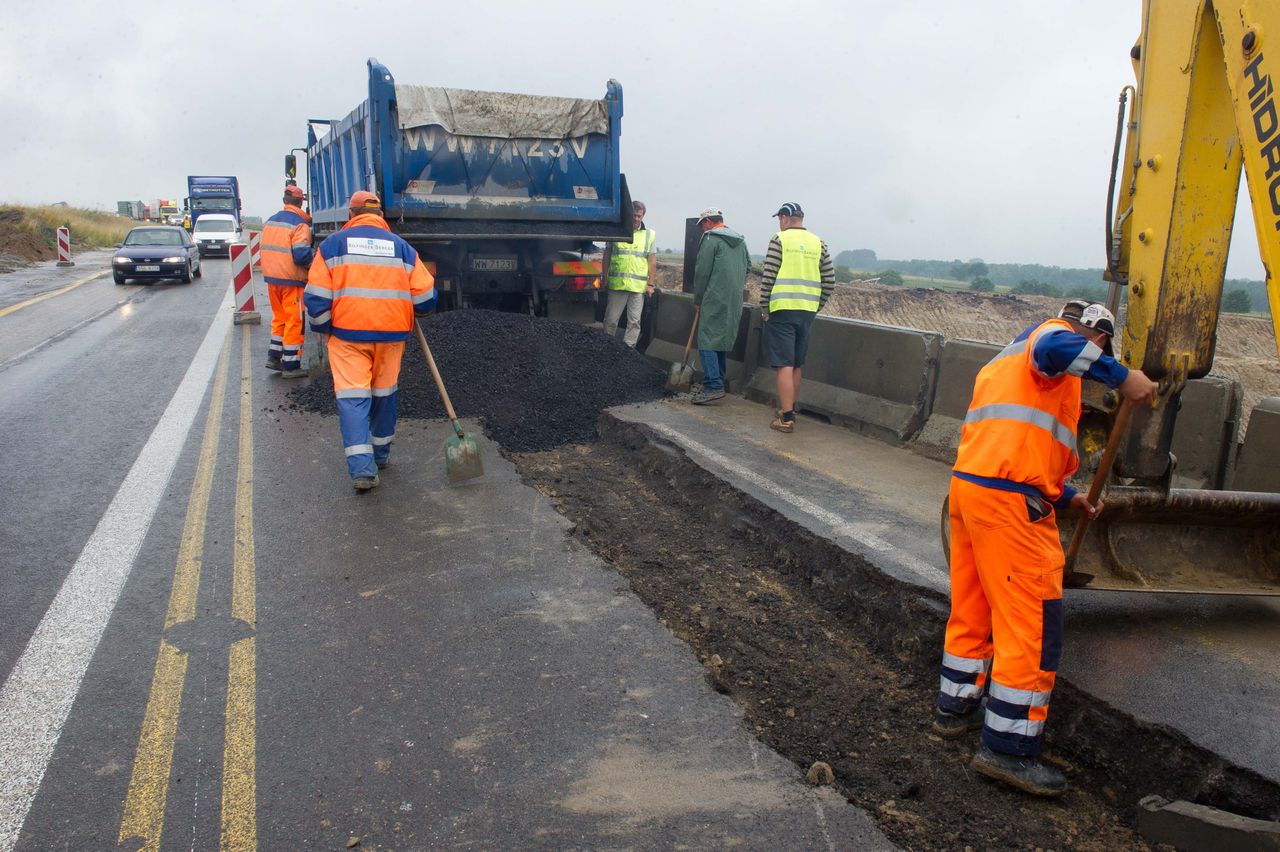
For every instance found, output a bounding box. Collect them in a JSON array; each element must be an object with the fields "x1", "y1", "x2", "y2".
[{"x1": 0, "y1": 1, "x2": 1268, "y2": 279}]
